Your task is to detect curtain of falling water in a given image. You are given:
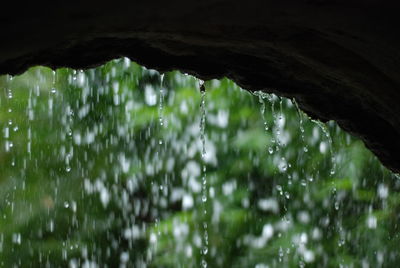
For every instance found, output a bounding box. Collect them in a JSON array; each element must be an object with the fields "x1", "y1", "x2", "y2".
[{"x1": 0, "y1": 58, "x2": 399, "y2": 267}]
